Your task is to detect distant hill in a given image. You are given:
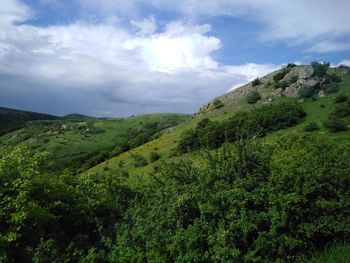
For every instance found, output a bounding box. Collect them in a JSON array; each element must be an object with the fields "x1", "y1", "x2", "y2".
[
  {"x1": 61, "y1": 113, "x2": 97, "y2": 121},
  {"x1": 0, "y1": 107, "x2": 58, "y2": 136}
]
